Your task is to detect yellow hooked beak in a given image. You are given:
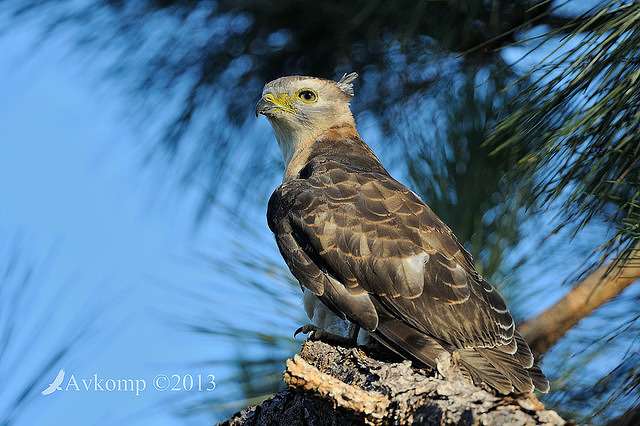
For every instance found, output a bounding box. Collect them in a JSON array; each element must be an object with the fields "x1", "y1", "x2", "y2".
[{"x1": 255, "y1": 93, "x2": 297, "y2": 118}]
